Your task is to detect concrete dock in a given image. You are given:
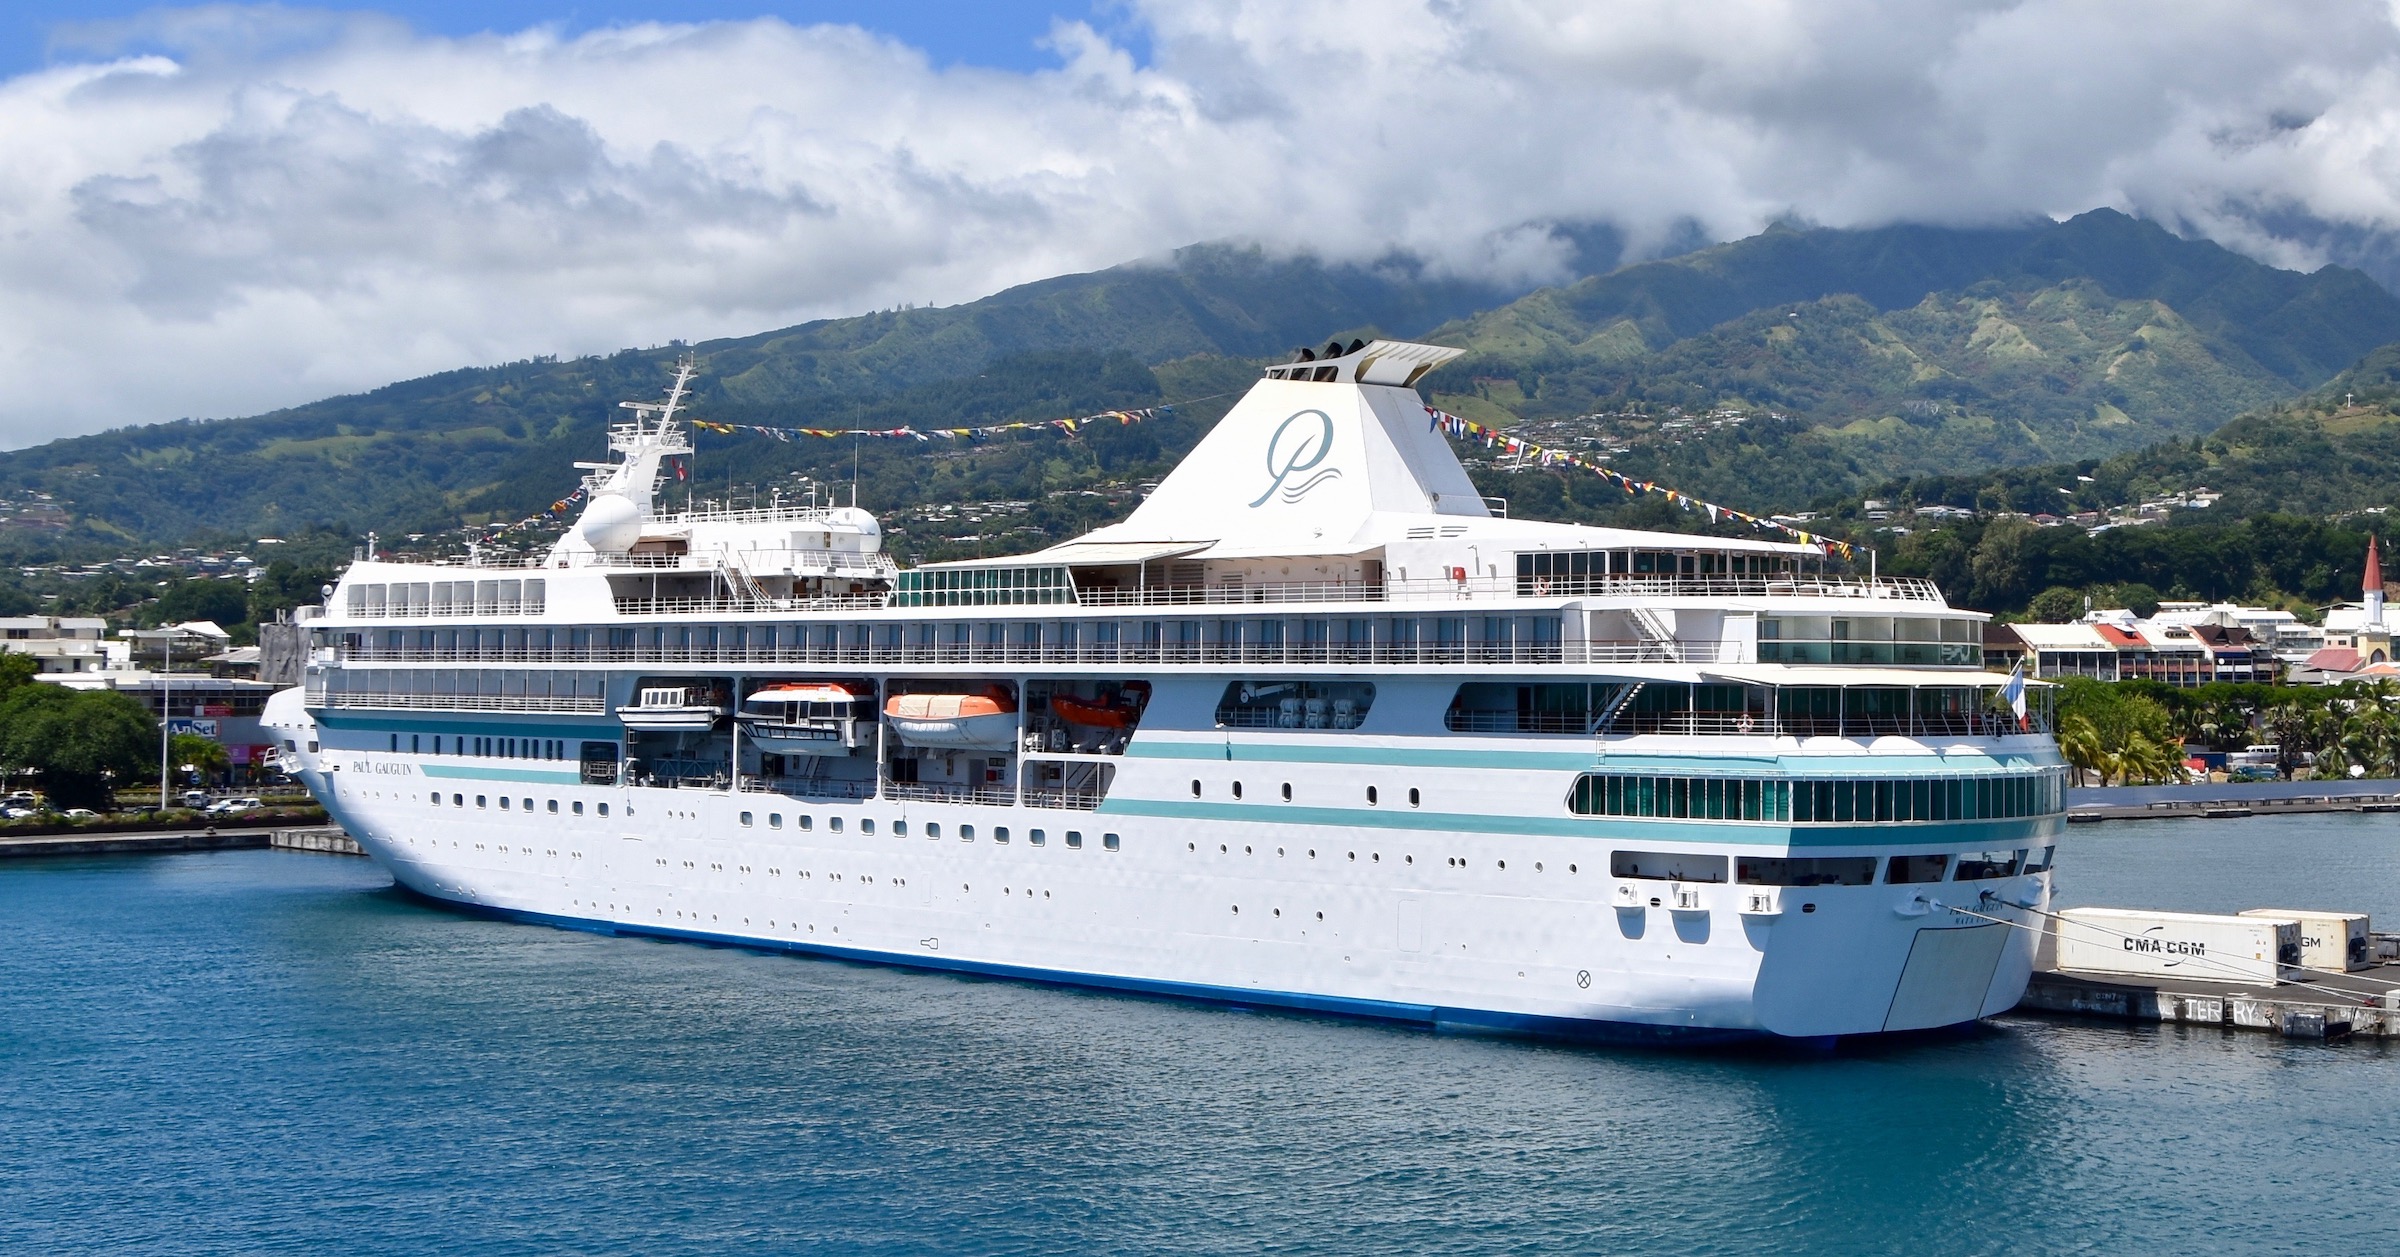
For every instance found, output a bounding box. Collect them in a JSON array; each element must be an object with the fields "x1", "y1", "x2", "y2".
[
  {"x1": 2020, "y1": 956, "x2": 2400, "y2": 1039},
  {"x1": 2066, "y1": 781, "x2": 2400, "y2": 823},
  {"x1": 0, "y1": 825, "x2": 361, "y2": 859}
]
